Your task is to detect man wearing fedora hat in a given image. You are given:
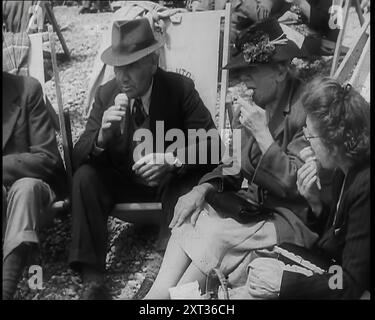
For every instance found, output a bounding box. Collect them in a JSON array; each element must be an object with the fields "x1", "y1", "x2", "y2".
[
  {"x1": 145, "y1": 18, "x2": 332, "y2": 299},
  {"x1": 69, "y1": 18, "x2": 222, "y2": 299}
]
